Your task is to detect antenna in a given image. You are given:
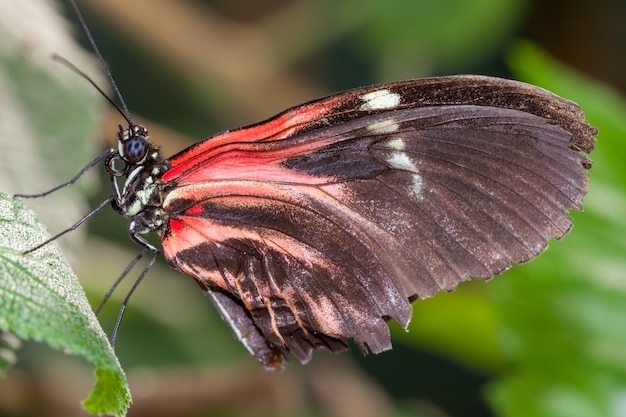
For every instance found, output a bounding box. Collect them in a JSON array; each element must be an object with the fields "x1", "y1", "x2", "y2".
[
  {"x1": 68, "y1": 0, "x2": 133, "y2": 126},
  {"x1": 52, "y1": 54, "x2": 130, "y2": 123}
]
